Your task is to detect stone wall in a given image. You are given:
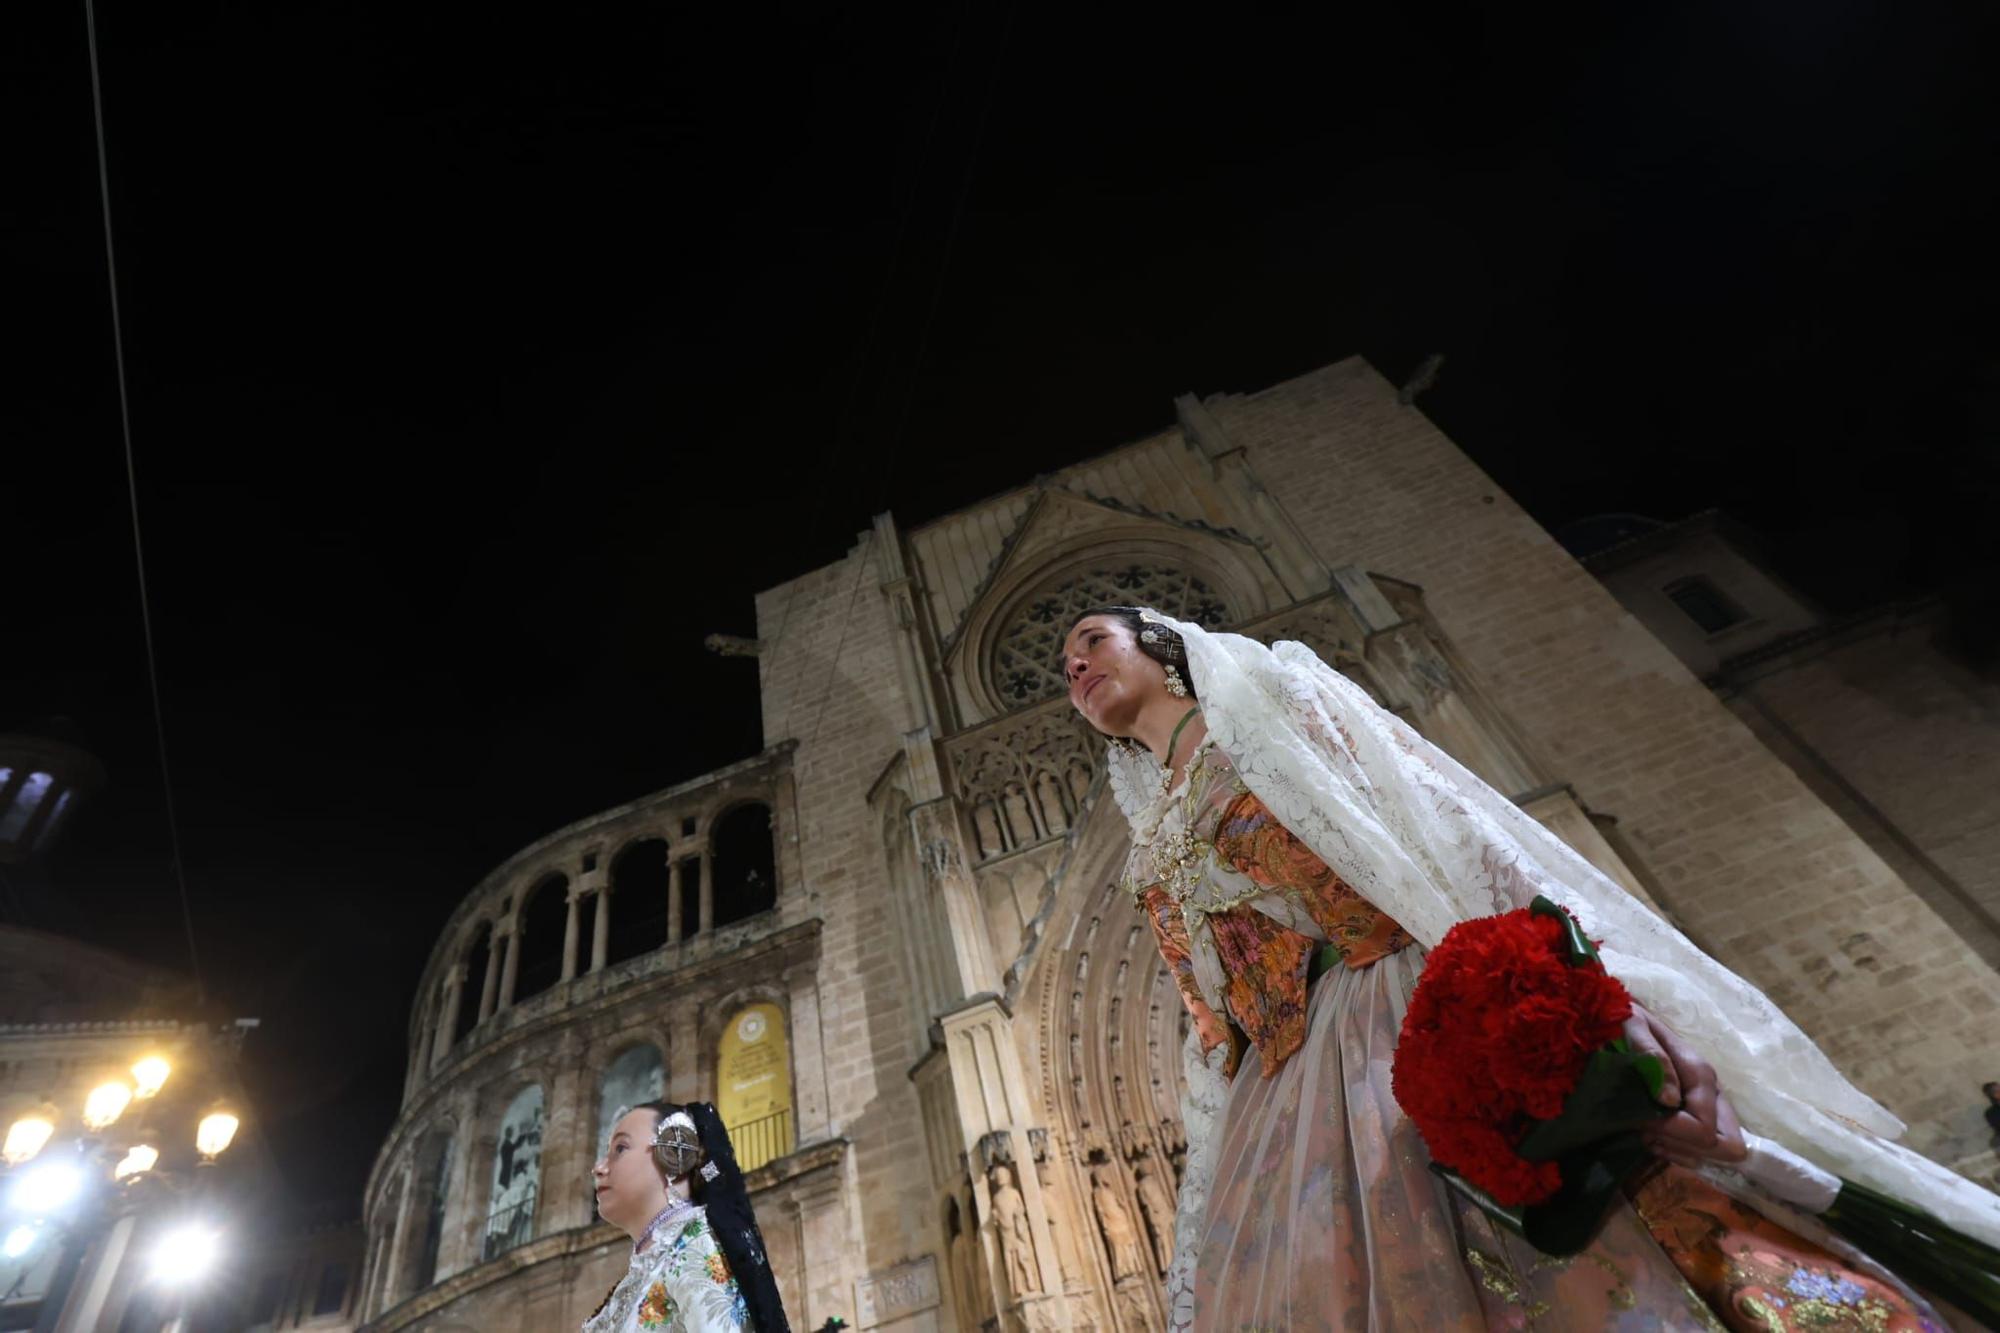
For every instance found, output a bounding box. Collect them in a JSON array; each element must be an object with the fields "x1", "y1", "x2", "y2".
[{"x1": 754, "y1": 535, "x2": 950, "y2": 1327}]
